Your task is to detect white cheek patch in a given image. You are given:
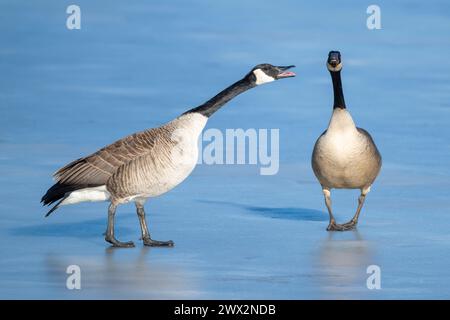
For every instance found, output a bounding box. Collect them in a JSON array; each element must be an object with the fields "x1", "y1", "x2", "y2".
[
  {"x1": 253, "y1": 69, "x2": 275, "y2": 85},
  {"x1": 327, "y1": 62, "x2": 343, "y2": 72}
]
